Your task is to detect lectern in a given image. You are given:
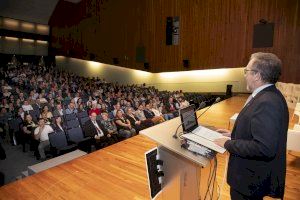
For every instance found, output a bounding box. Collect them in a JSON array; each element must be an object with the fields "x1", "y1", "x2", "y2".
[{"x1": 140, "y1": 117, "x2": 217, "y2": 200}]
